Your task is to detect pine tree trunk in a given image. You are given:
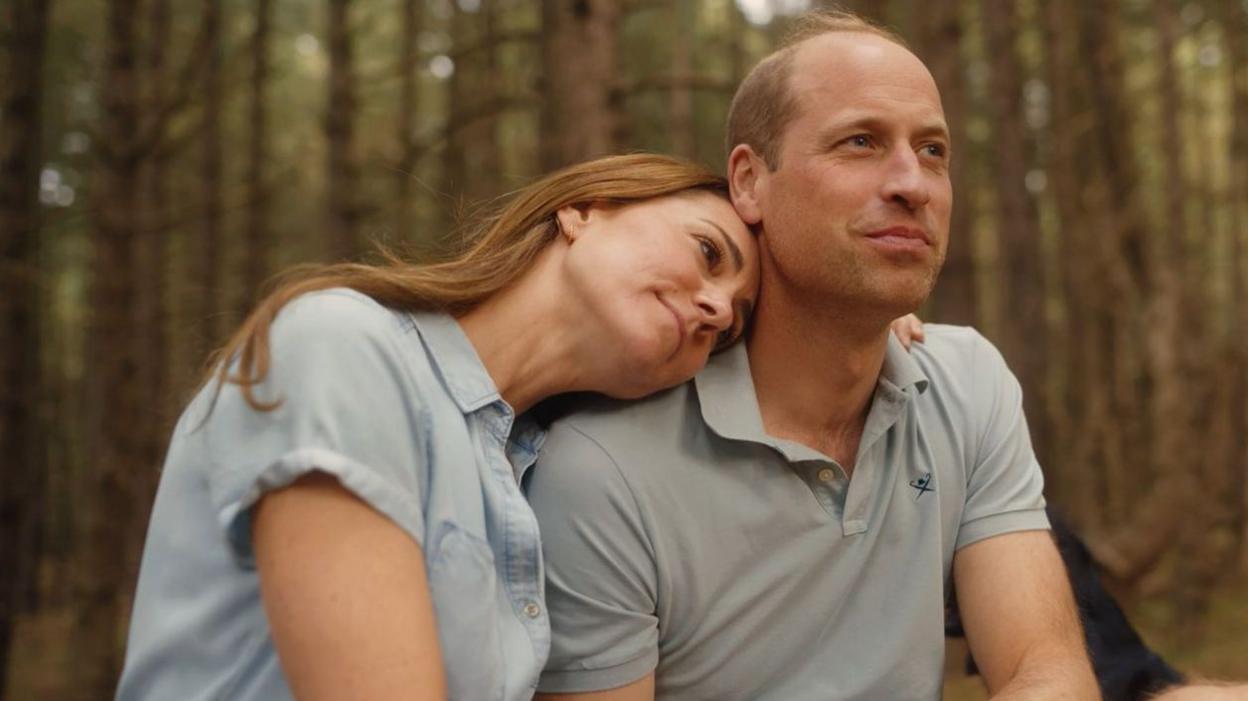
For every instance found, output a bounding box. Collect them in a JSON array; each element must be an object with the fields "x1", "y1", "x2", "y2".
[
  {"x1": 0, "y1": 0, "x2": 50, "y2": 690},
  {"x1": 76, "y1": 0, "x2": 149, "y2": 694},
  {"x1": 326, "y1": 0, "x2": 361, "y2": 260},
  {"x1": 243, "y1": 0, "x2": 273, "y2": 310},
  {"x1": 913, "y1": 1, "x2": 976, "y2": 327},
  {"x1": 980, "y1": 0, "x2": 1050, "y2": 466},
  {"x1": 197, "y1": 0, "x2": 224, "y2": 348},
  {"x1": 540, "y1": 0, "x2": 621, "y2": 170},
  {"x1": 444, "y1": 0, "x2": 503, "y2": 212},
  {"x1": 394, "y1": 0, "x2": 420, "y2": 242},
  {"x1": 668, "y1": 0, "x2": 695, "y2": 159}
]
